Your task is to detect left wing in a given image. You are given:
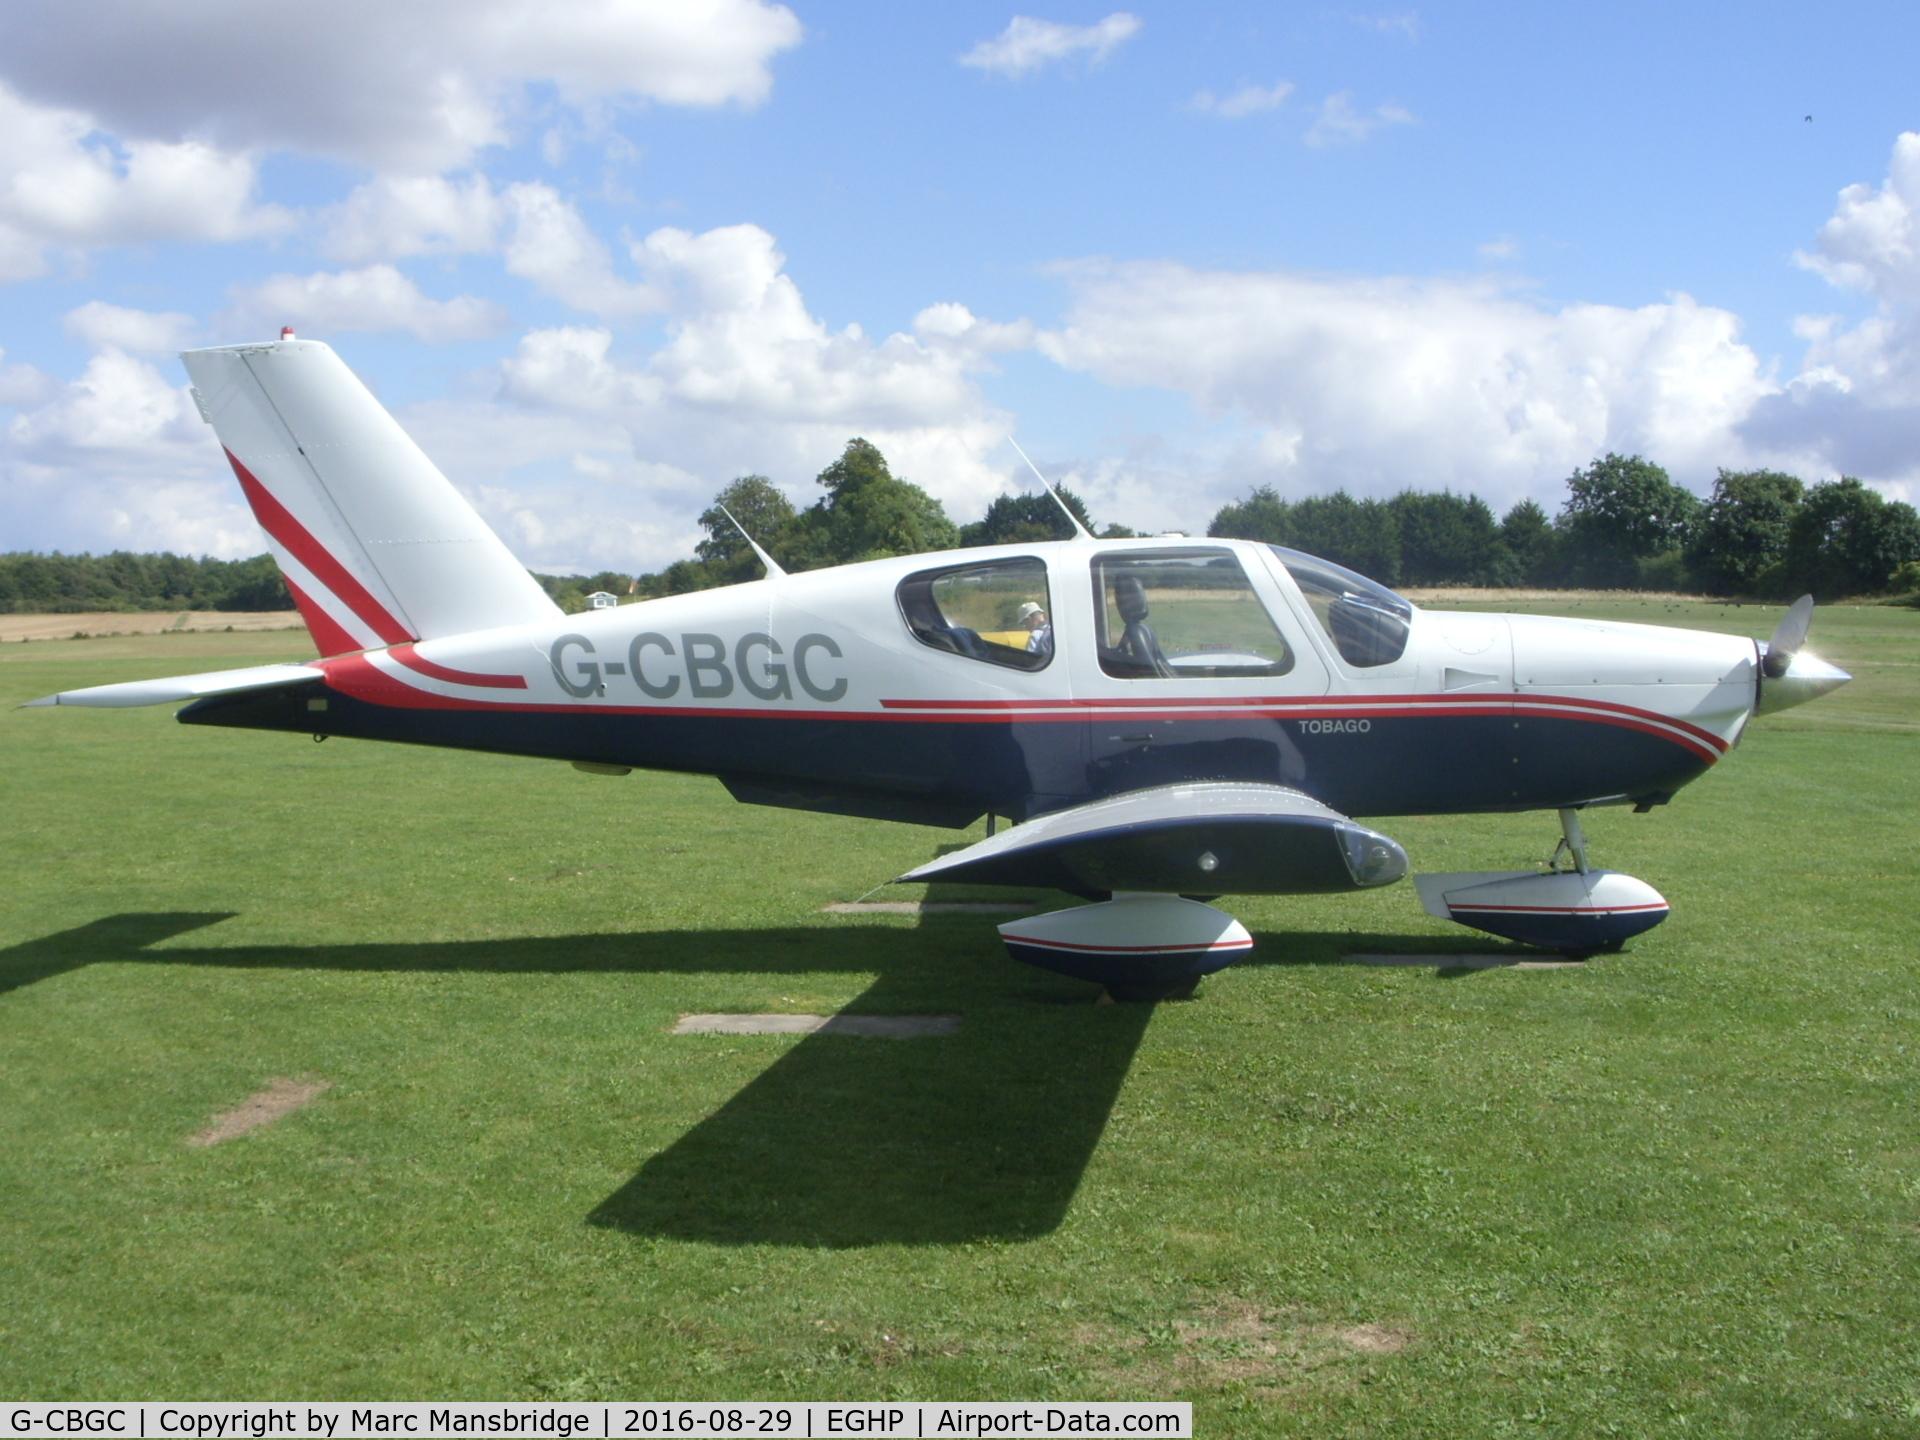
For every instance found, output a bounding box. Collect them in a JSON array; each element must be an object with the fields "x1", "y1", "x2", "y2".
[
  {"x1": 23, "y1": 664, "x2": 323, "y2": 709},
  {"x1": 898, "y1": 781, "x2": 1408, "y2": 899}
]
